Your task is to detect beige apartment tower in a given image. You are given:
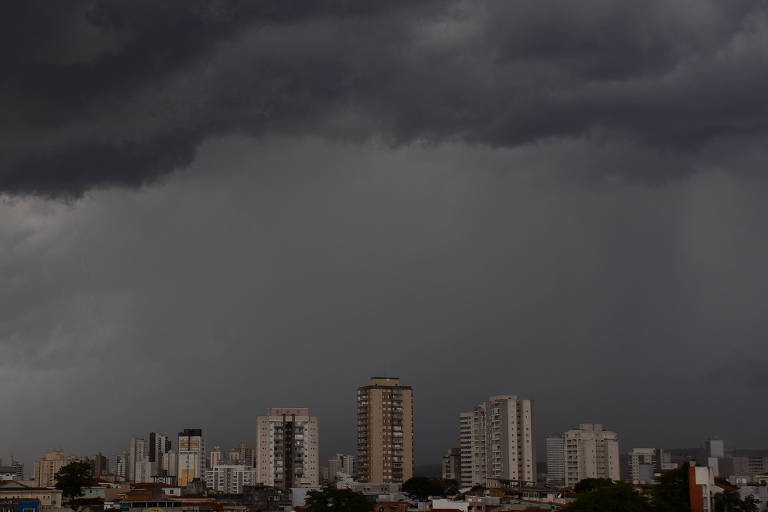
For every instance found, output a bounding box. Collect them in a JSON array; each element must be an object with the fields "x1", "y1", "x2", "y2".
[
  {"x1": 357, "y1": 377, "x2": 414, "y2": 483},
  {"x1": 459, "y1": 395, "x2": 536, "y2": 487},
  {"x1": 34, "y1": 450, "x2": 74, "y2": 487},
  {"x1": 563, "y1": 423, "x2": 620, "y2": 487},
  {"x1": 256, "y1": 408, "x2": 319, "y2": 489}
]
